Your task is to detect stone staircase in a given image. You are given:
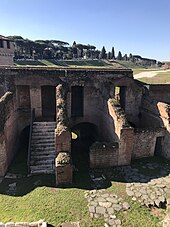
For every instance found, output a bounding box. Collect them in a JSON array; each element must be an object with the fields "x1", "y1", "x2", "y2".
[{"x1": 30, "y1": 122, "x2": 56, "y2": 174}]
